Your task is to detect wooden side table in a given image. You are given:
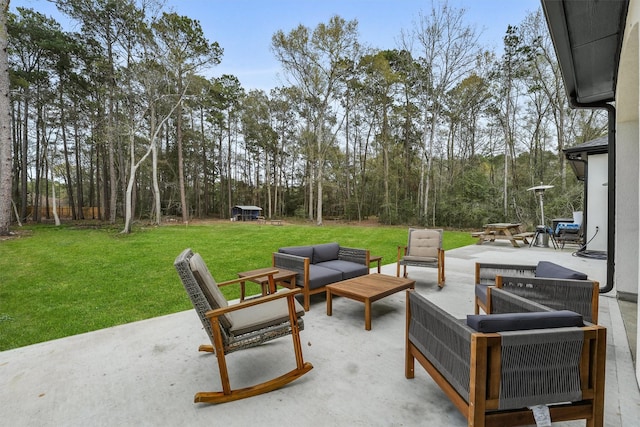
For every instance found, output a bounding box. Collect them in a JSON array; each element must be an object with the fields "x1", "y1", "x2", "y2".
[
  {"x1": 237, "y1": 267, "x2": 297, "y2": 301},
  {"x1": 369, "y1": 255, "x2": 382, "y2": 273}
]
